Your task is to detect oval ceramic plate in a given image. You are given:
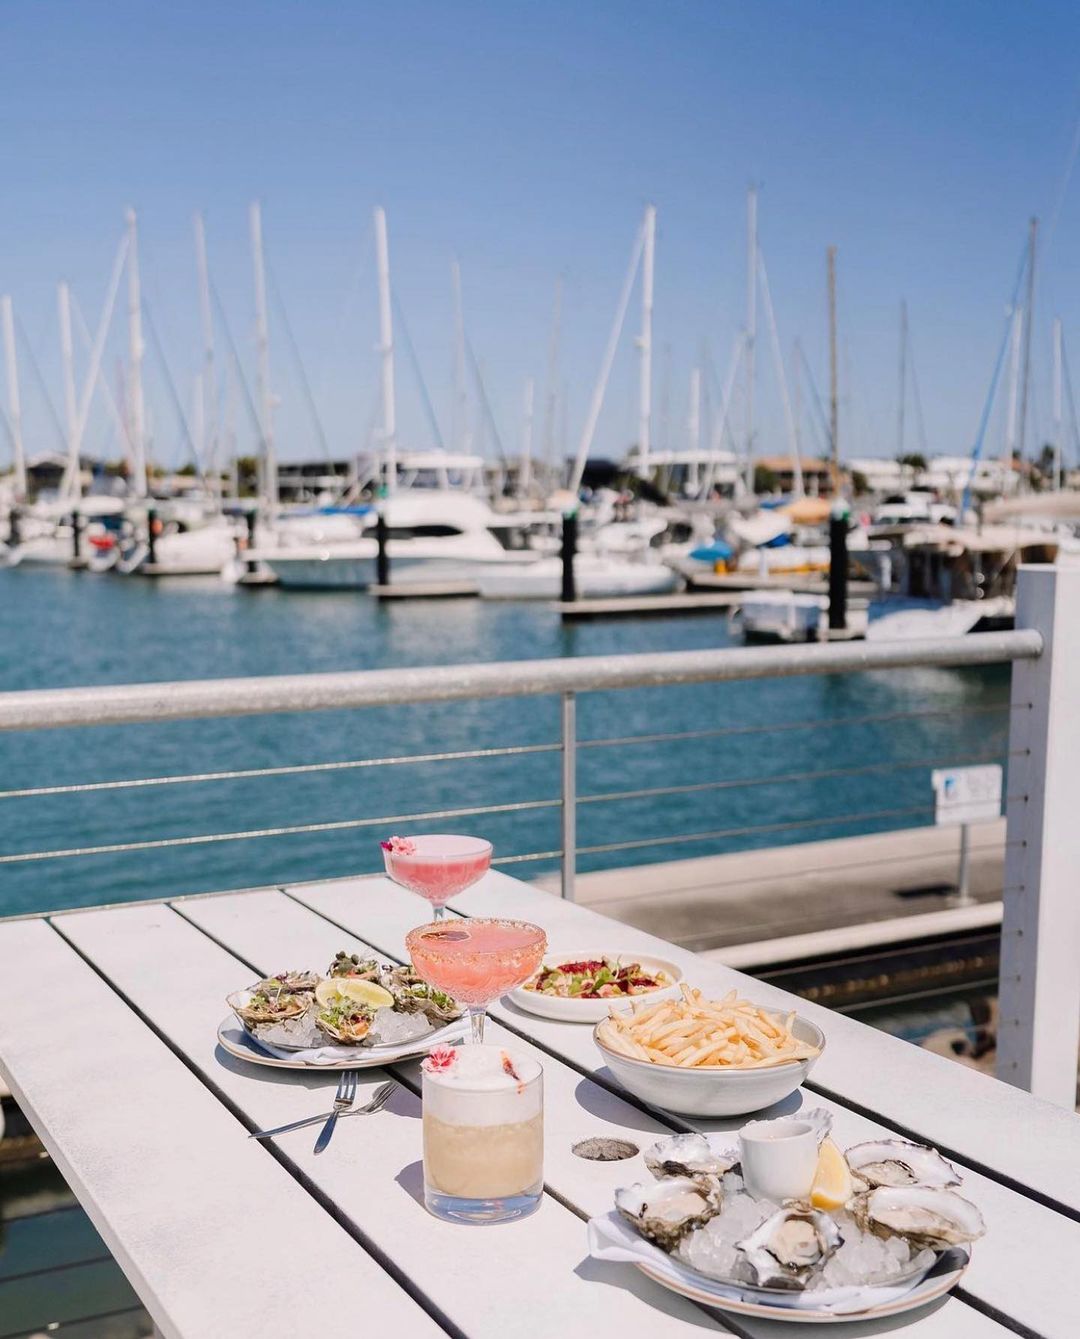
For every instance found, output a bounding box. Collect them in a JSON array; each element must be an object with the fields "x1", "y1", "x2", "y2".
[
  {"x1": 216, "y1": 1017, "x2": 465, "y2": 1071},
  {"x1": 509, "y1": 952, "x2": 684, "y2": 1023},
  {"x1": 634, "y1": 1248, "x2": 970, "y2": 1324}
]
